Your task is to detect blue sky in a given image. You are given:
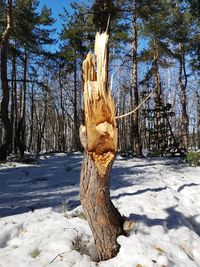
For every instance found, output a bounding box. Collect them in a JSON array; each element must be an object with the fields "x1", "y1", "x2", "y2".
[
  {"x1": 37, "y1": 1, "x2": 148, "y2": 54},
  {"x1": 37, "y1": 0, "x2": 75, "y2": 51},
  {"x1": 38, "y1": 0, "x2": 72, "y2": 34},
  {"x1": 37, "y1": 1, "x2": 90, "y2": 51}
]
